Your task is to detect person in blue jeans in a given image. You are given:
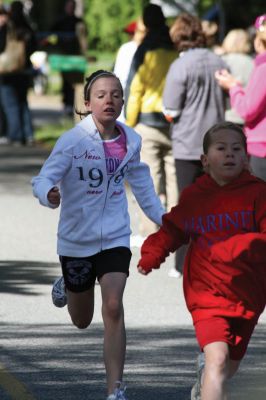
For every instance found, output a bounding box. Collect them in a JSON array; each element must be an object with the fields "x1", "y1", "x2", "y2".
[
  {"x1": 0, "y1": 1, "x2": 36, "y2": 145},
  {"x1": 0, "y1": 79, "x2": 34, "y2": 144}
]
